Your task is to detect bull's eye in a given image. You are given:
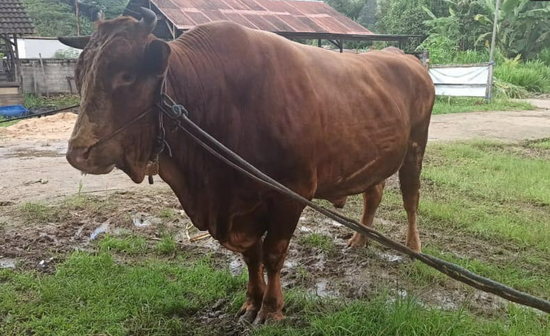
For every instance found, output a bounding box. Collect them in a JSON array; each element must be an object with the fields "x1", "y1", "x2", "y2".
[{"x1": 121, "y1": 72, "x2": 136, "y2": 83}]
